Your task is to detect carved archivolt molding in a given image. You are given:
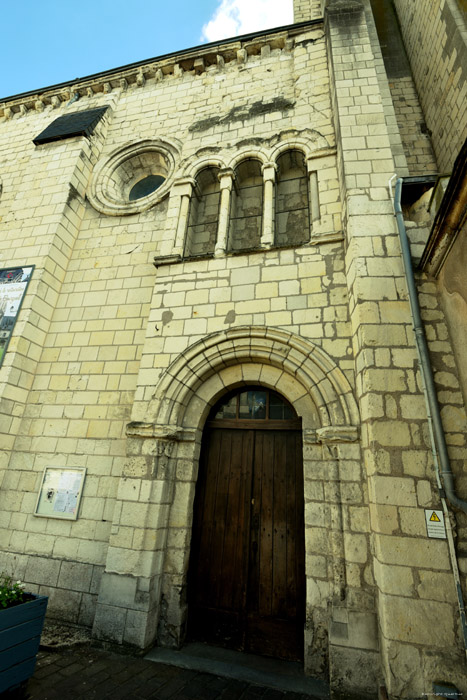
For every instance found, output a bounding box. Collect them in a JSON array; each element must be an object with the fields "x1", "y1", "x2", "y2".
[
  {"x1": 88, "y1": 139, "x2": 179, "y2": 216},
  {"x1": 148, "y1": 326, "x2": 359, "y2": 431},
  {"x1": 184, "y1": 138, "x2": 335, "y2": 183}
]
